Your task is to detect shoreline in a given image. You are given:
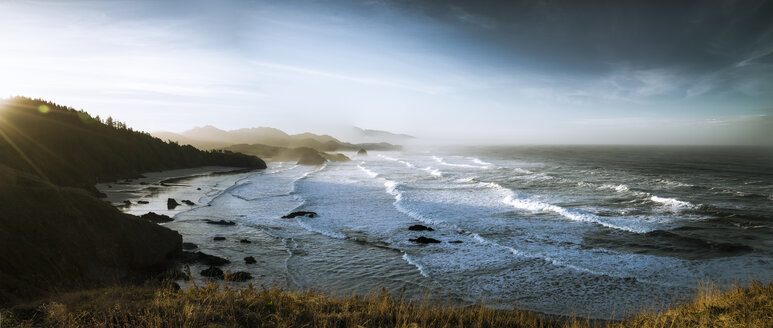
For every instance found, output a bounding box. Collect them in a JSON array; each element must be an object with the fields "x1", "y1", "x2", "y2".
[
  {"x1": 92, "y1": 158, "x2": 770, "y2": 321},
  {"x1": 97, "y1": 166, "x2": 258, "y2": 217}
]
